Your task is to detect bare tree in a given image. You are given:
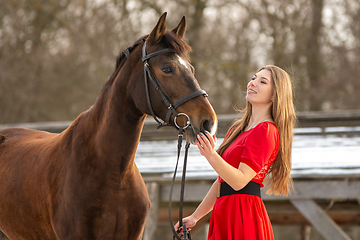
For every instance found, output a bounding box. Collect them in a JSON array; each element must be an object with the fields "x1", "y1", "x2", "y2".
[
  {"x1": 306, "y1": 0, "x2": 324, "y2": 110},
  {"x1": 0, "y1": 0, "x2": 359, "y2": 124},
  {"x1": 0, "y1": 0, "x2": 141, "y2": 123}
]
